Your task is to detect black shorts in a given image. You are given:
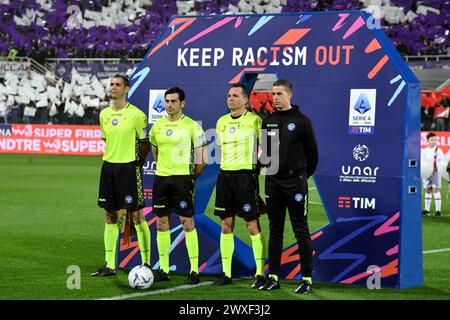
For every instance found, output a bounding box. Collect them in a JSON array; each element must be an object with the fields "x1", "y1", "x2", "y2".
[
  {"x1": 152, "y1": 175, "x2": 195, "y2": 217},
  {"x1": 98, "y1": 161, "x2": 145, "y2": 211},
  {"x1": 214, "y1": 170, "x2": 260, "y2": 221}
]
